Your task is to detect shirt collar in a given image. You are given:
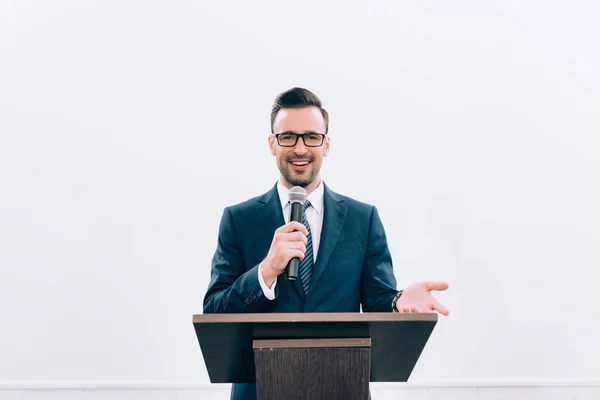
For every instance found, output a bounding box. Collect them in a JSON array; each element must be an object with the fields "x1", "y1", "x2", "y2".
[{"x1": 277, "y1": 177, "x2": 324, "y2": 214}]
